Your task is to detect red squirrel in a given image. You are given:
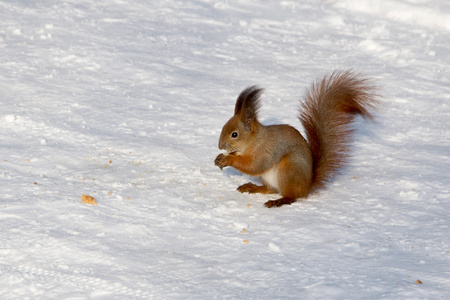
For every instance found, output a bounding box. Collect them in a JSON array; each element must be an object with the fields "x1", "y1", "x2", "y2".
[{"x1": 214, "y1": 70, "x2": 378, "y2": 208}]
